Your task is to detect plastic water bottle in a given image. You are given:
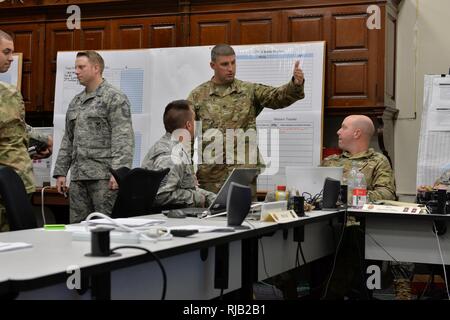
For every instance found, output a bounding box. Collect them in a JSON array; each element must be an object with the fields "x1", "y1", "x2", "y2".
[
  {"x1": 347, "y1": 162, "x2": 358, "y2": 207},
  {"x1": 275, "y1": 185, "x2": 288, "y2": 201},
  {"x1": 352, "y1": 172, "x2": 367, "y2": 208},
  {"x1": 287, "y1": 187, "x2": 298, "y2": 210}
]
